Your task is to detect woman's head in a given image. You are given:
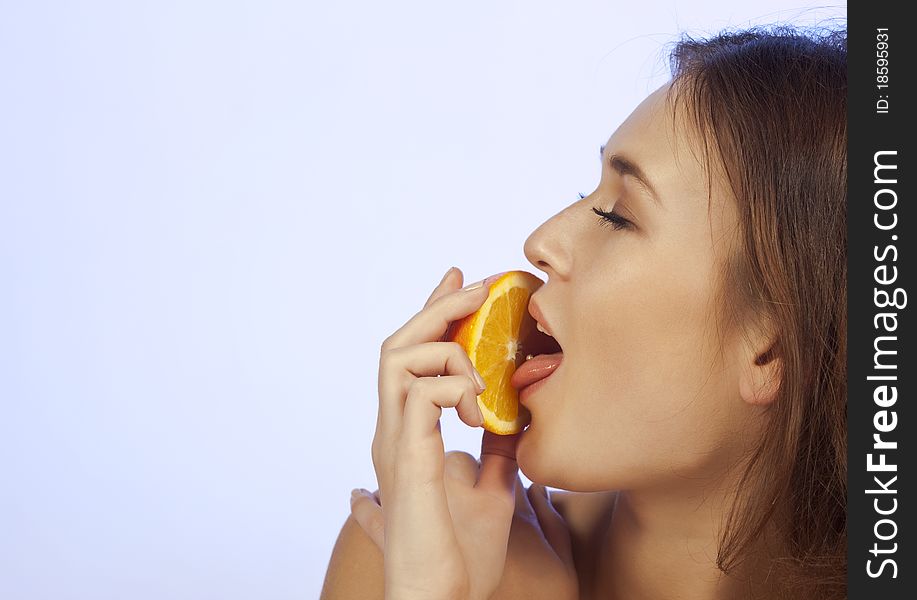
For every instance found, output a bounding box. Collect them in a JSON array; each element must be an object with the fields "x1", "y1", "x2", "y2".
[
  {"x1": 516, "y1": 25, "x2": 846, "y2": 595},
  {"x1": 516, "y1": 80, "x2": 757, "y2": 489}
]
